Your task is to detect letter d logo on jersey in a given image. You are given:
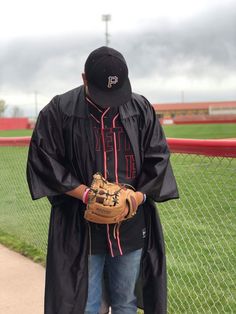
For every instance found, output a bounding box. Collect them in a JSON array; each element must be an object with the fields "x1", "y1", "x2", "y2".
[{"x1": 107, "y1": 76, "x2": 118, "y2": 88}]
